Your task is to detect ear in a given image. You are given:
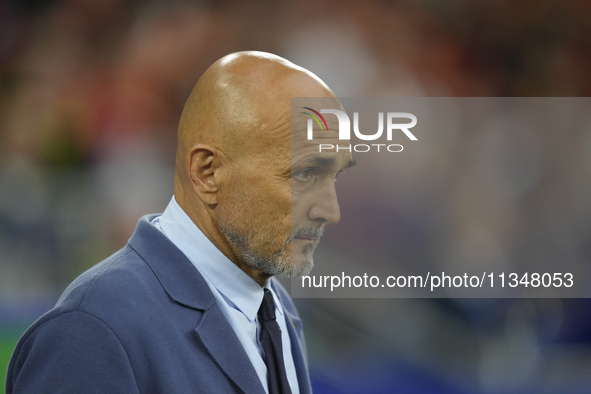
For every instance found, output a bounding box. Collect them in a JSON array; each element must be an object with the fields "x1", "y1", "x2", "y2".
[{"x1": 188, "y1": 144, "x2": 221, "y2": 205}]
